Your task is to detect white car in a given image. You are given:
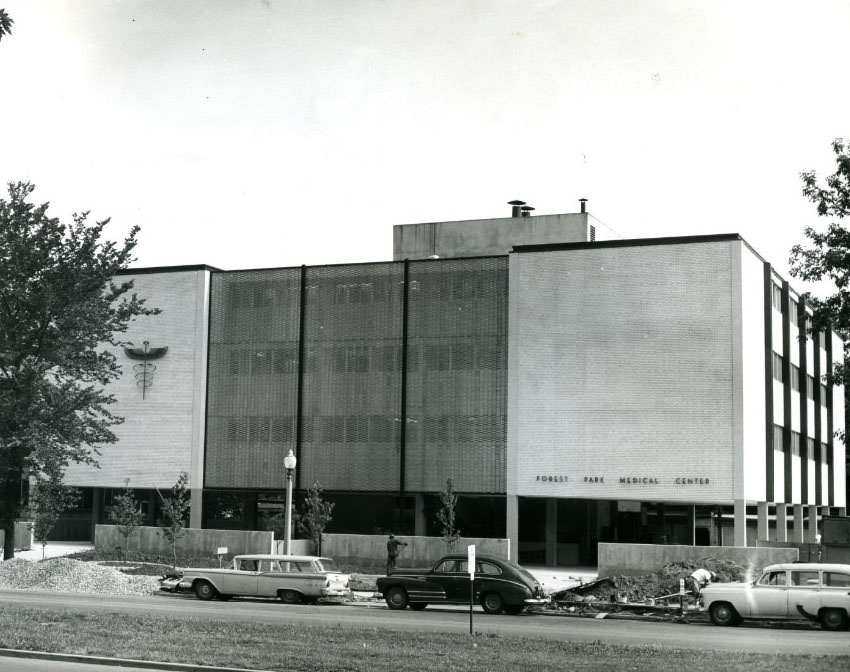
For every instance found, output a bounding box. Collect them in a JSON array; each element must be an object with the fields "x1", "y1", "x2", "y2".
[
  {"x1": 701, "y1": 562, "x2": 850, "y2": 630},
  {"x1": 160, "y1": 554, "x2": 351, "y2": 604}
]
